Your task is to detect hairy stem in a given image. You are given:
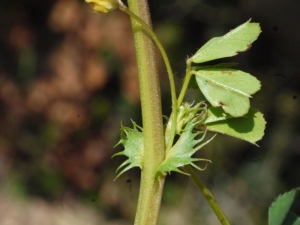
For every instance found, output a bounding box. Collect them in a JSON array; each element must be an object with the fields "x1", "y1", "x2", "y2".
[
  {"x1": 119, "y1": 3, "x2": 178, "y2": 151},
  {"x1": 126, "y1": 0, "x2": 166, "y2": 224}
]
